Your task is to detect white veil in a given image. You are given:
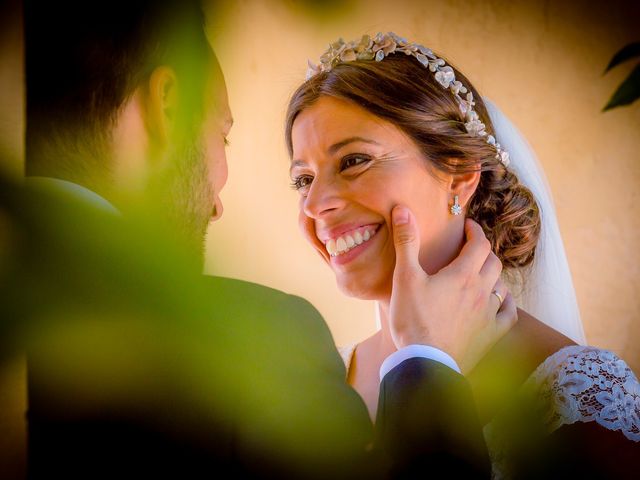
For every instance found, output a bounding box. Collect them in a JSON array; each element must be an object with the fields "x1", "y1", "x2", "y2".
[{"x1": 484, "y1": 99, "x2": 586, "y2": 344}]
